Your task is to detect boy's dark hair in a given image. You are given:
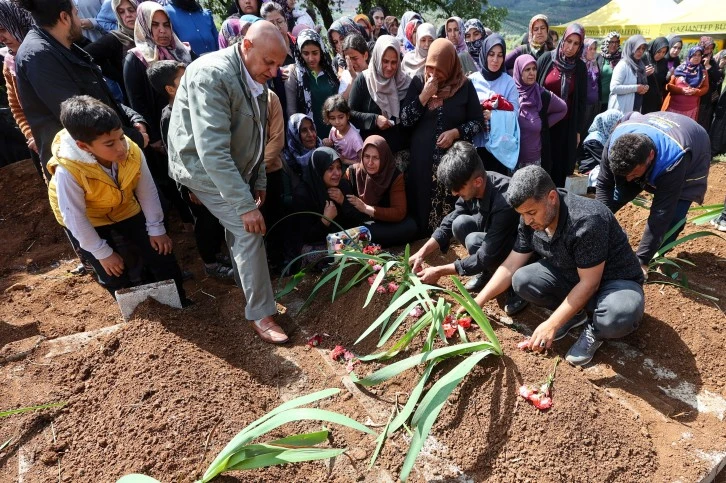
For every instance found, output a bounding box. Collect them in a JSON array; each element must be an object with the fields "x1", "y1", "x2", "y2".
[
  {"x1": 342, "y1": 32, "x2": 368, "y2": 55},
  {"x1": 437, "y1": 141, "x2": 486, "y2": 192},
  {"x1": 16, "y1": 0, "x2": 74, "y2": 27},
  {"x1": 146, "y1": 60, "x2": 185, "y2": 98},
  {"x1": 506, "y1": 165, "x2": 556, "y2": 208},
  {"x1": 609, "y1": 133, "x2": 655, "y2": 177},
  {"x1": 60, "y1": 95, "x2": 122, "y2": 144},
  {"x1": 322, "y1": 94, "x2": 350, "y2": 122},
  {"x1": 260, "y1": 1, "x2": 283, "y2": 18}
]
